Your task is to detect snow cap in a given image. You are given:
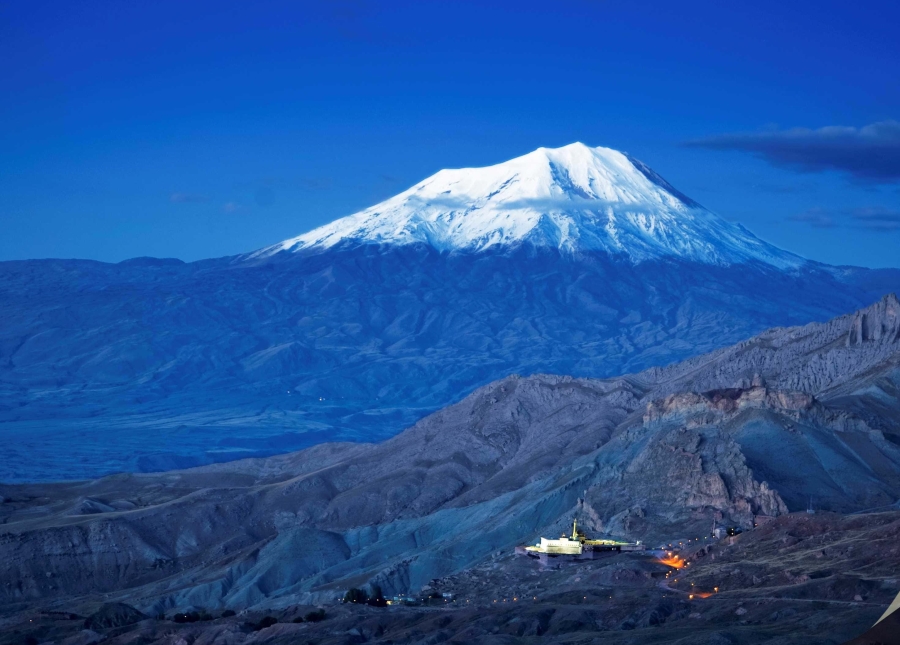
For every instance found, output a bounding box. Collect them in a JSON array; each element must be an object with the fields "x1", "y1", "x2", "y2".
[{"x1": 261, "y1": 143, "x2": 802, "y2": 267}]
